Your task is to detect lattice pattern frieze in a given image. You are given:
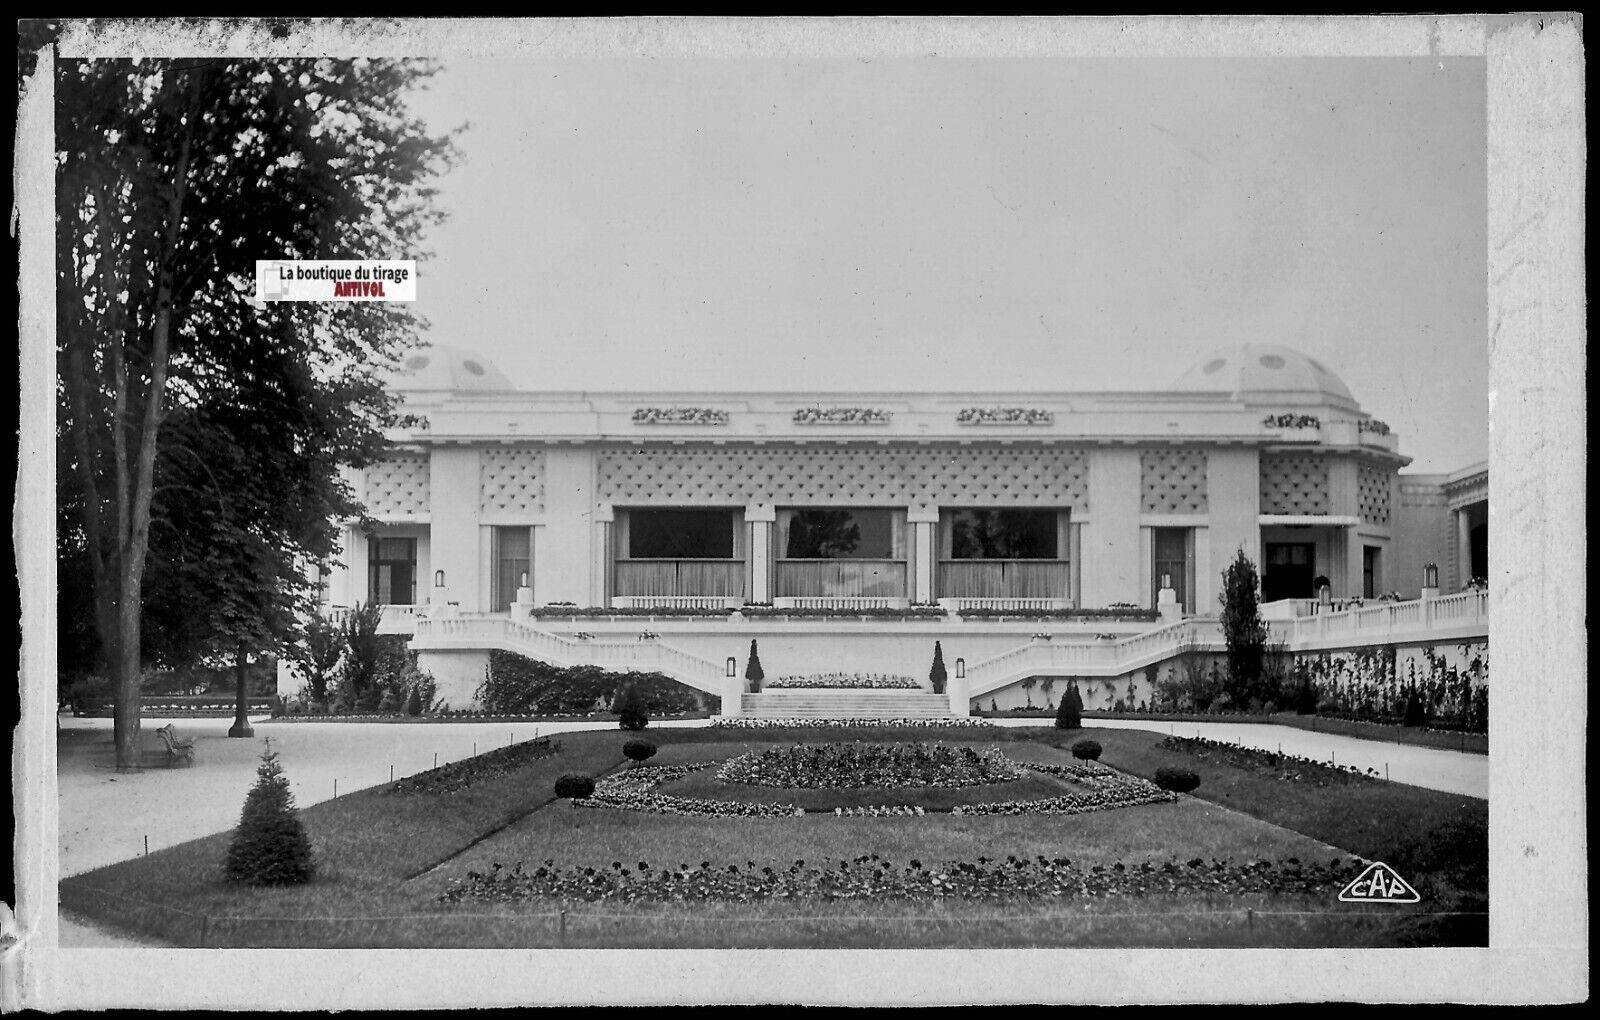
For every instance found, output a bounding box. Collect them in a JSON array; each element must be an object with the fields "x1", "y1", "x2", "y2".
[
  {"x1": 1259, "y1": 454, "x2": 1329, "y2": 515},
  {"x1": 480, "y1": 447, "x2": 546, "y2": 514},
  {"x1": 1140, "y1": 449, "x2": 1209, "y2": 514},
  {"x1": 597, "y1": 445, "x2": 1089, "y2": 509},
  {"x1": 364, "y1": 452, "x2": 430, "y2": 516},
  {"x1": 1358, "y1": 462, "x2": 1392, "y2": 525}
]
